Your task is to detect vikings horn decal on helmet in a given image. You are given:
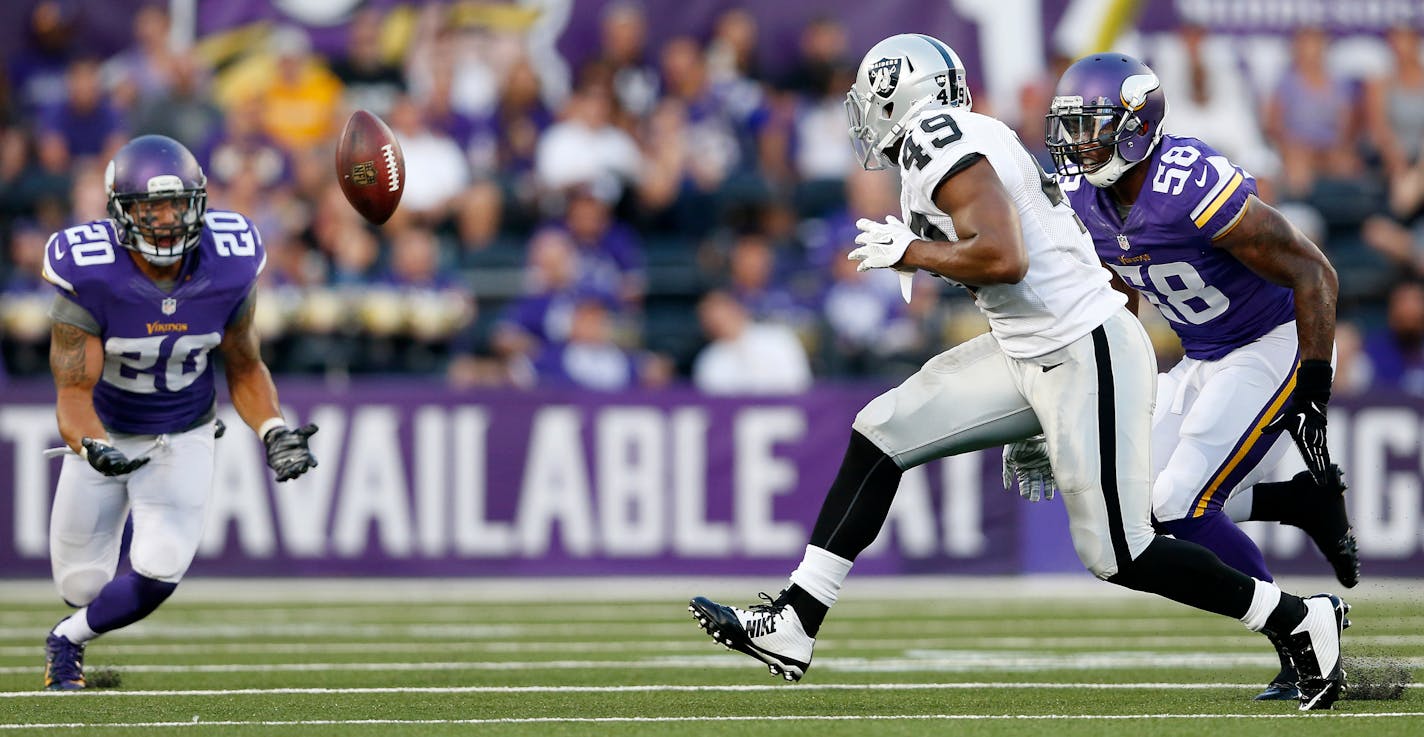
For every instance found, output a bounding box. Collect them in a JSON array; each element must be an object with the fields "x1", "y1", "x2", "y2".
[
  {"x1": 846, "y1": 33, "x2": 972, "y2": 171},
  {"x1": 105, "y1": 135, "x2": 208, "y2": 266},
  {"x1": 1045, "y1": 52, "x2": 1168, "y2": 188}
]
